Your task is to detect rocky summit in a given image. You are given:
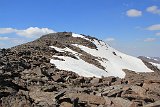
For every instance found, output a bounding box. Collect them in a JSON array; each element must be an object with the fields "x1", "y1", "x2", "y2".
[{"x1": 0, "y1": 32, "x2": 160, "y2": 107}]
